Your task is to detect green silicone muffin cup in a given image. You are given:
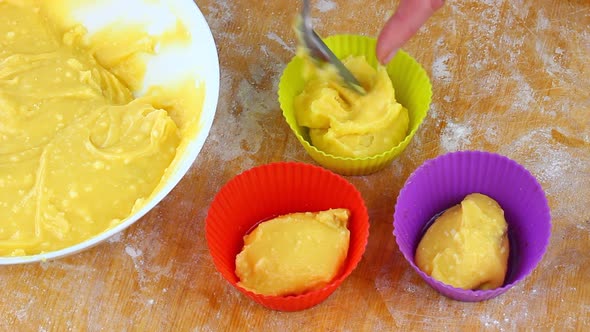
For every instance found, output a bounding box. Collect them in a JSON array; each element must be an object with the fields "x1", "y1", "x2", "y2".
[{"x1": 278, "y1": 34, "x2": 432, "y2": 176}]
